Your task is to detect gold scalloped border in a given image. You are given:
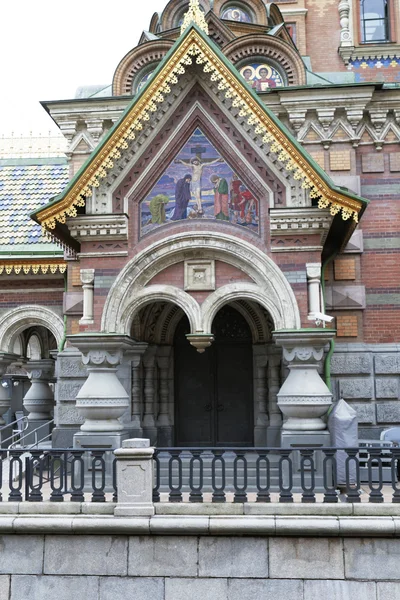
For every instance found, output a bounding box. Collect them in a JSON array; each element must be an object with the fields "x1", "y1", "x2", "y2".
[
  {"x1": 36, "y1": 29, "x2": 362, "y2": 233},
  {"x1": 0, "y1": 262, "x2": 67, "y2": 275}
]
